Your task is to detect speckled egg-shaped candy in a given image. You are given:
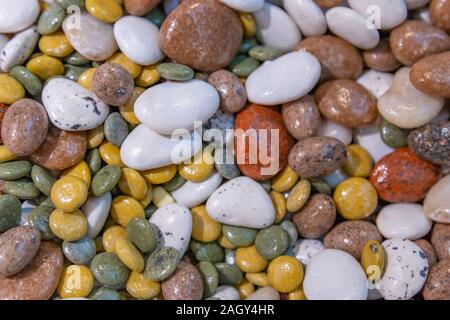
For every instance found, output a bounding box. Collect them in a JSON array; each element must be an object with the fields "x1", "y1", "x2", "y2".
[
  {"x1": 424, "y1": 174, "x2": 450, "y2": 224},
  {"x1": 92, "y1": 63, "x2": 134, "y2": 106},
  {"x1": 423, "y1": 260, "x2": 450, "y2": 300},
  {"x1": 431, "y1": 223, "x2": 450, "y2": 261},
  {"x1": 282, "y1": 95, "x2": 321, "y2": 140},
  {"x1": 144, "y1": 247, "x2": 180, "y2": 281},
  {"x1": 90, "y1": 252, "x2": 130, "y2": 288},
  {"x1": 208, "y1": 70, "x2": 247, "y2": 114},
  {"x1": 162, "y1": 261, "x2": 204, "y2": 300}
]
